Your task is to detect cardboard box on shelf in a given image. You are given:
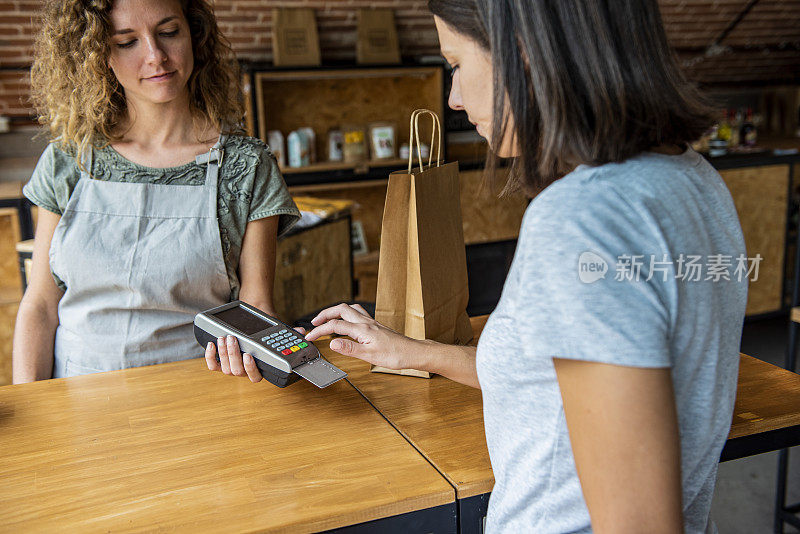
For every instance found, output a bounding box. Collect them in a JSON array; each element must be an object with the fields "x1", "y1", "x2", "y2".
[{"x1": 272, "y1": 8, "x2": 321, "y2": 67}]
